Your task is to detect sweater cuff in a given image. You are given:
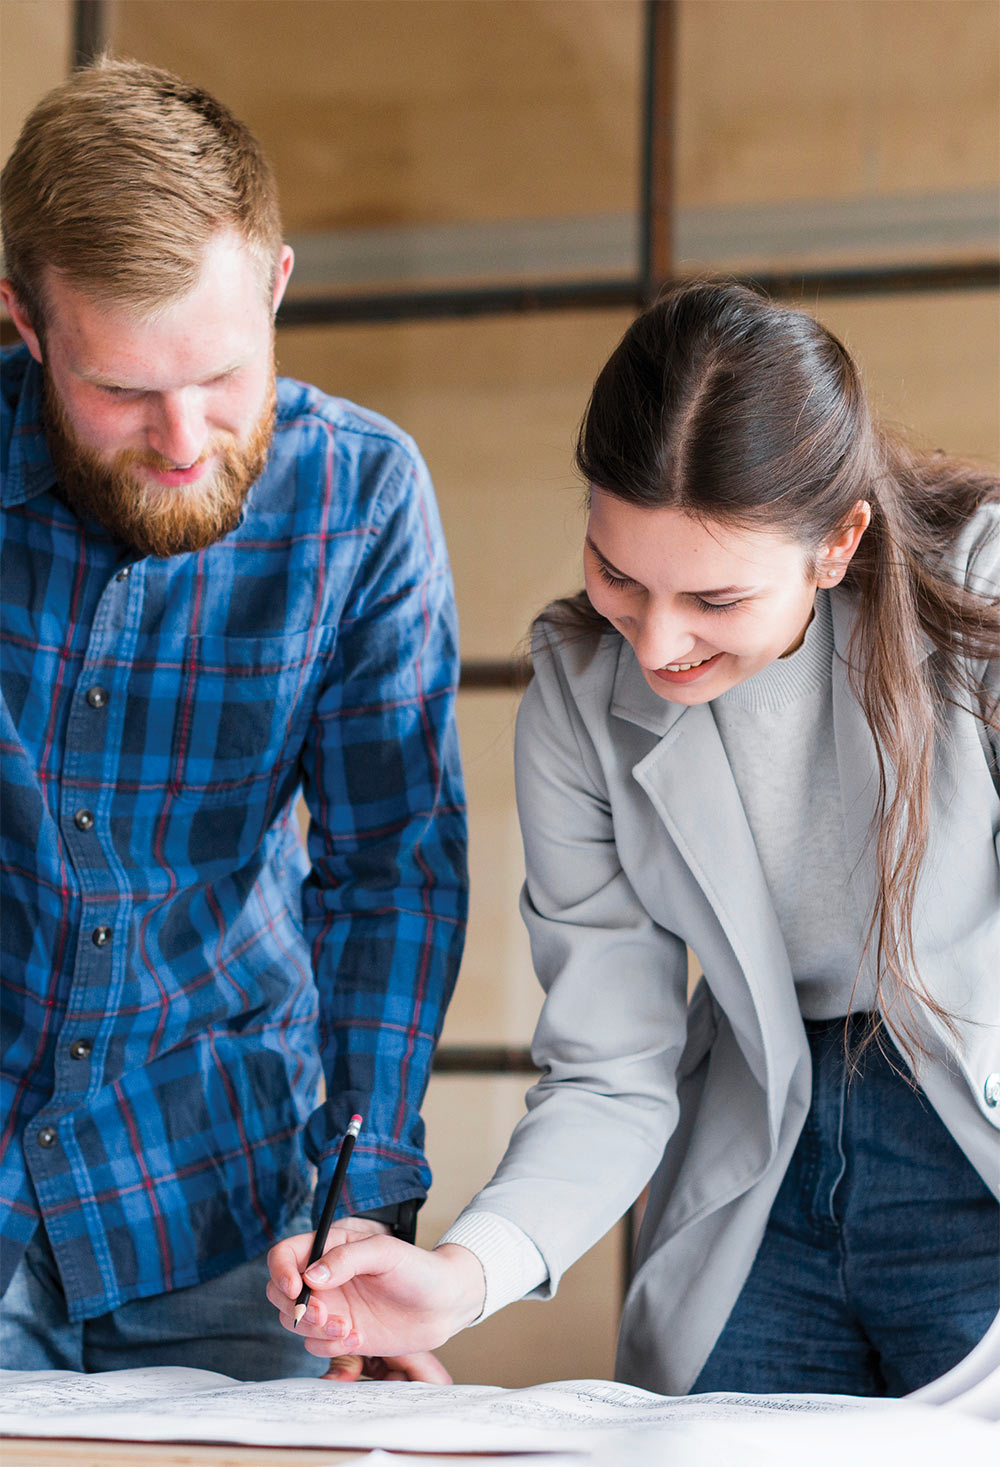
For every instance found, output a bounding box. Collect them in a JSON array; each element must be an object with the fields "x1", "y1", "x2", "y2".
[{"x1": 436, "y1": 1209, "x2": 549, "y2": 1325}]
